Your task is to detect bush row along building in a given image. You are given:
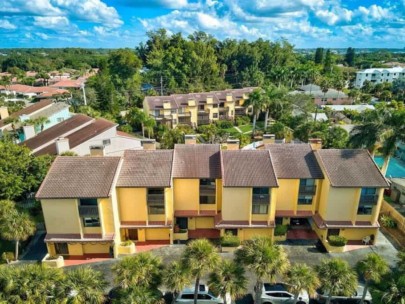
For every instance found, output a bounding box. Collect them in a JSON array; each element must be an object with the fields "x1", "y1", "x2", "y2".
[{"x1": 36, "y1": 139, "x2": 388, "y2": 258}]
